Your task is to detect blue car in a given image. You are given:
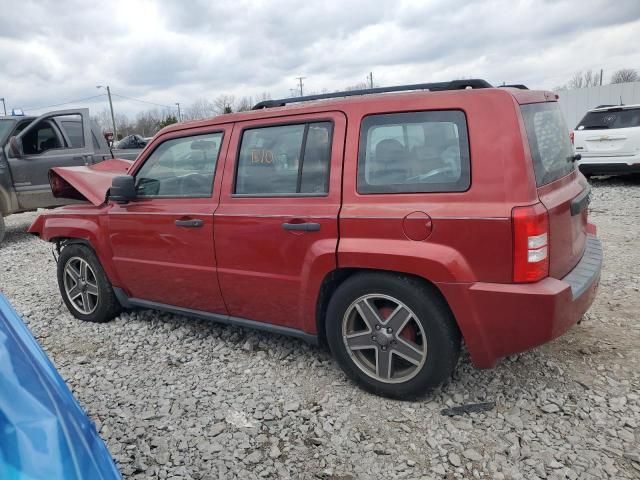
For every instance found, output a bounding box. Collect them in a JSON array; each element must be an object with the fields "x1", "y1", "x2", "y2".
[{"x1": 0, "y1": 293, "x2": 121, "y2": 480}]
